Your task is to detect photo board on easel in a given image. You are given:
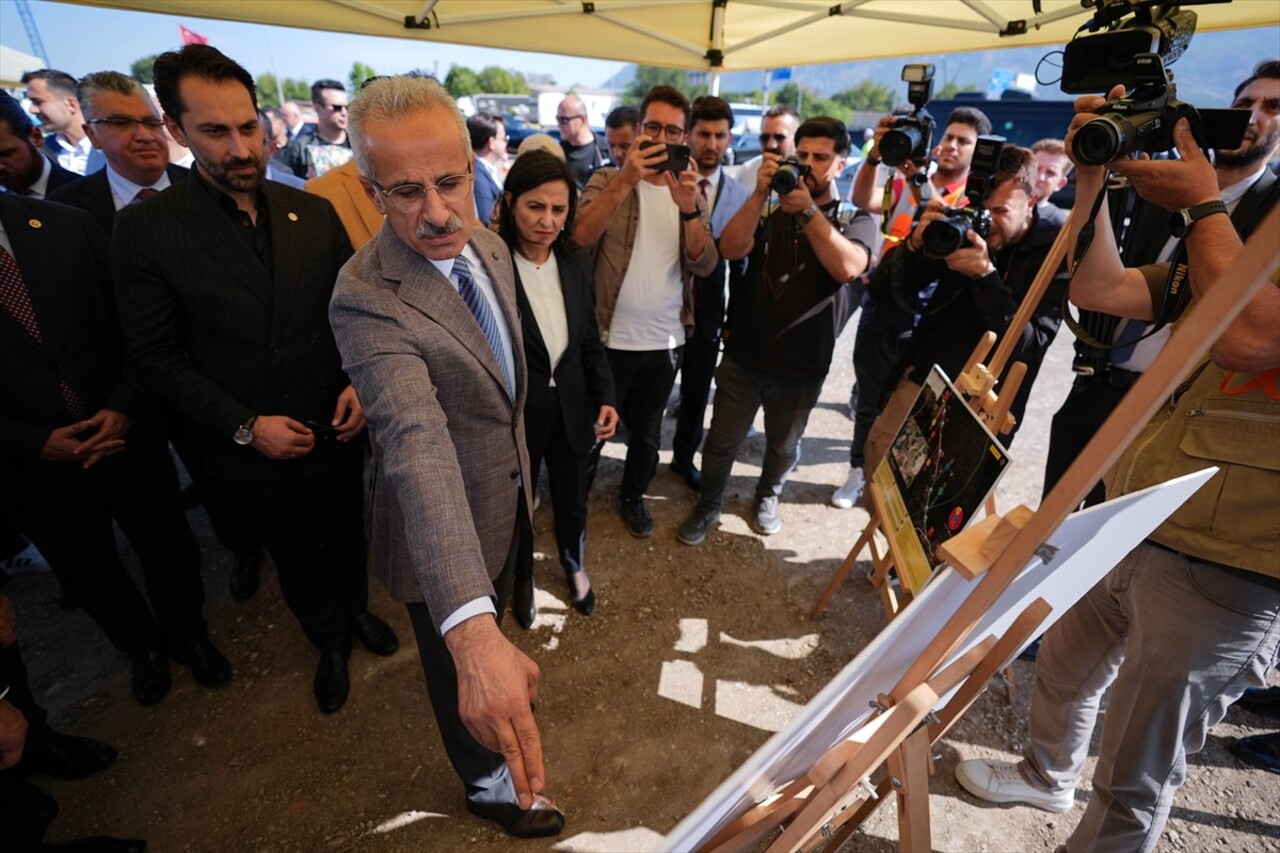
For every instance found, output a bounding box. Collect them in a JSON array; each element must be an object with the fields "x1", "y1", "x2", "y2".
[{"x1": 873, "y1": 366, "x2": 1011, "y2": 593}]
